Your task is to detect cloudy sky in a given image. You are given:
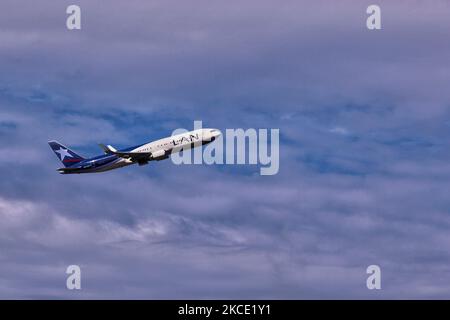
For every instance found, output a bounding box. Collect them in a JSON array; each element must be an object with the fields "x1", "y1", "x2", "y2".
[{"x1": 1, "y1": 0, "x2": 450, "y2": 299}]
